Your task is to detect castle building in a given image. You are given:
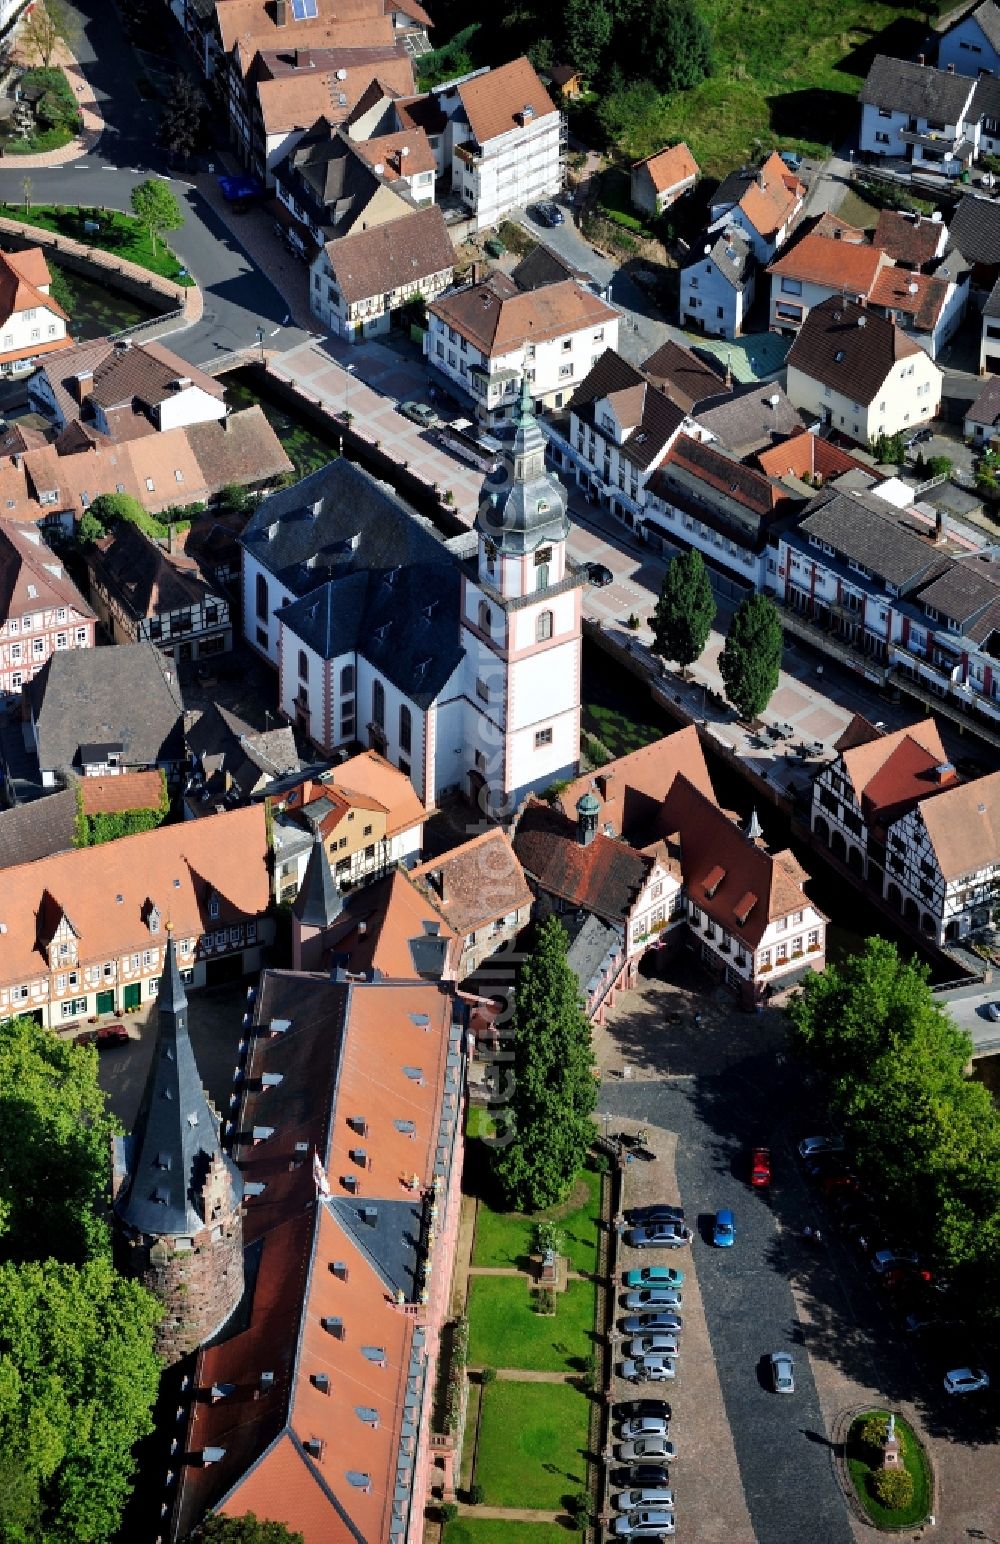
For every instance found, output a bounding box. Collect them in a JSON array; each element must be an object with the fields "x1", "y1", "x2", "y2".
[{"x1": 112, "y1": 932, "x2": 244, "y2": 1365}]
